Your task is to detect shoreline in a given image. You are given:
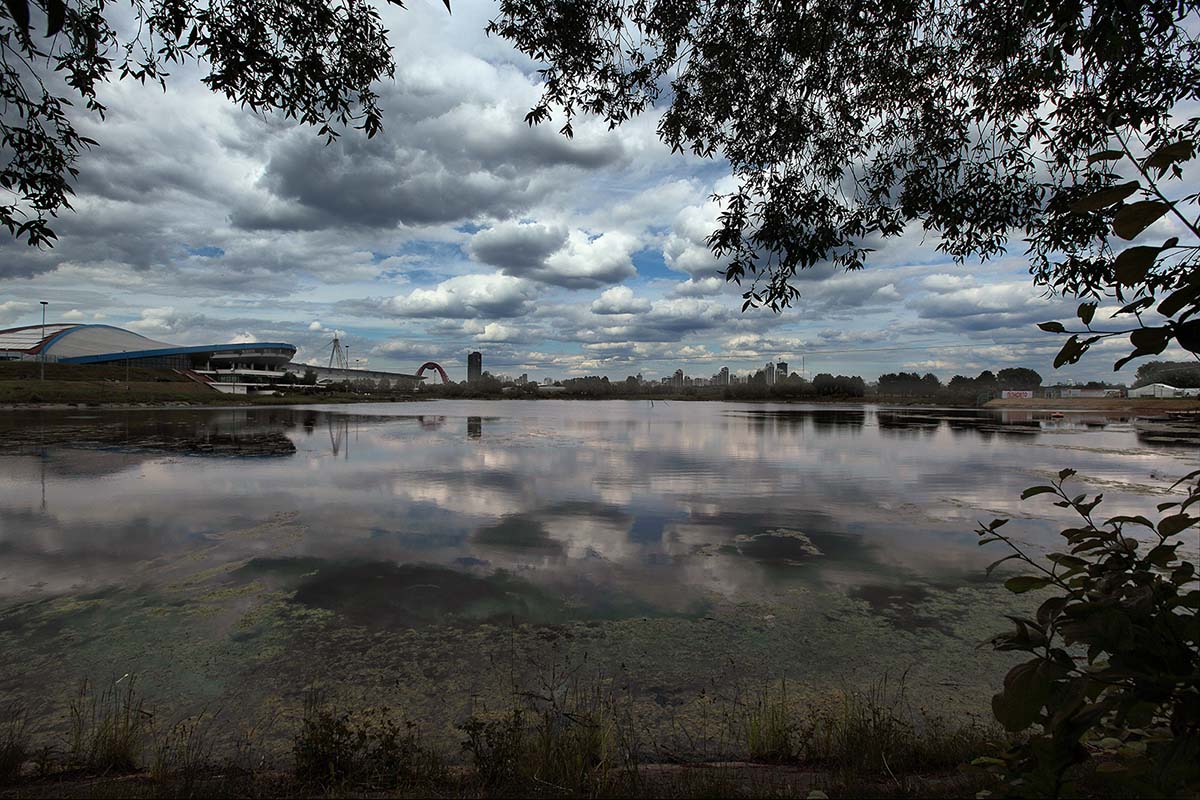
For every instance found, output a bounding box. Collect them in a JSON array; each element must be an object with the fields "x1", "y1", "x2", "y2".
[{"x1": 3, "y1": 394, "x2": 1198, "y2": 413}]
